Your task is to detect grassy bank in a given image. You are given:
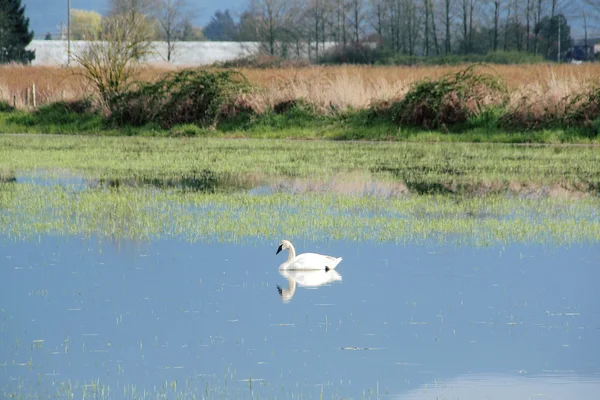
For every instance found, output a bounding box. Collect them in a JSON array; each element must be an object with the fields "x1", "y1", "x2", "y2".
[{"x1": 1, "y1": 107, "x2": 598, "y2": 144}]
